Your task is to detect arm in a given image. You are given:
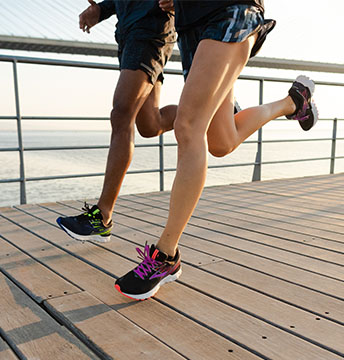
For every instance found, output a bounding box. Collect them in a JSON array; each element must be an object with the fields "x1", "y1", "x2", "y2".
[
  {"x1": 79, "y1": 0, "x2": 116, "y2": 34},
  {"x1": 97, "y1": 0, "x2": 116, "y2": 22}
]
